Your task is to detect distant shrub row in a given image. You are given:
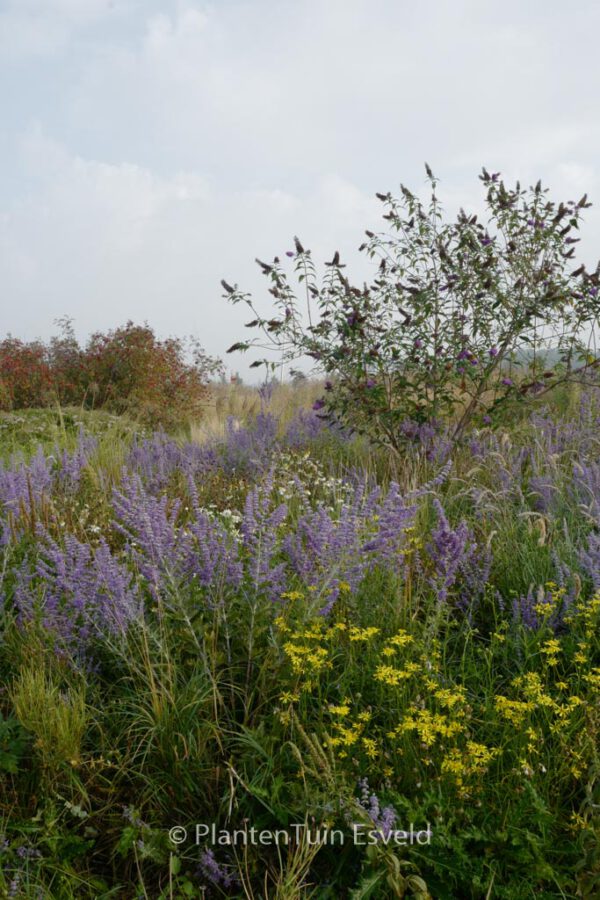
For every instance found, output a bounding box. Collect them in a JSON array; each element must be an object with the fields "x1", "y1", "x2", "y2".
[{"x1": 0, "y1": 319, "x2": 222, "y2": 429}]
